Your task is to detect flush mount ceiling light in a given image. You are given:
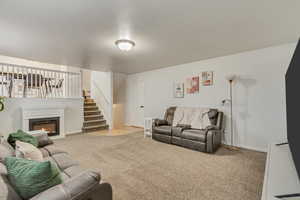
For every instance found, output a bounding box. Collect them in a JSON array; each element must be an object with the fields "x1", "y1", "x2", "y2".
[{"x1": 115, "y1": 39, "x2": 135, "y2": 51}]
